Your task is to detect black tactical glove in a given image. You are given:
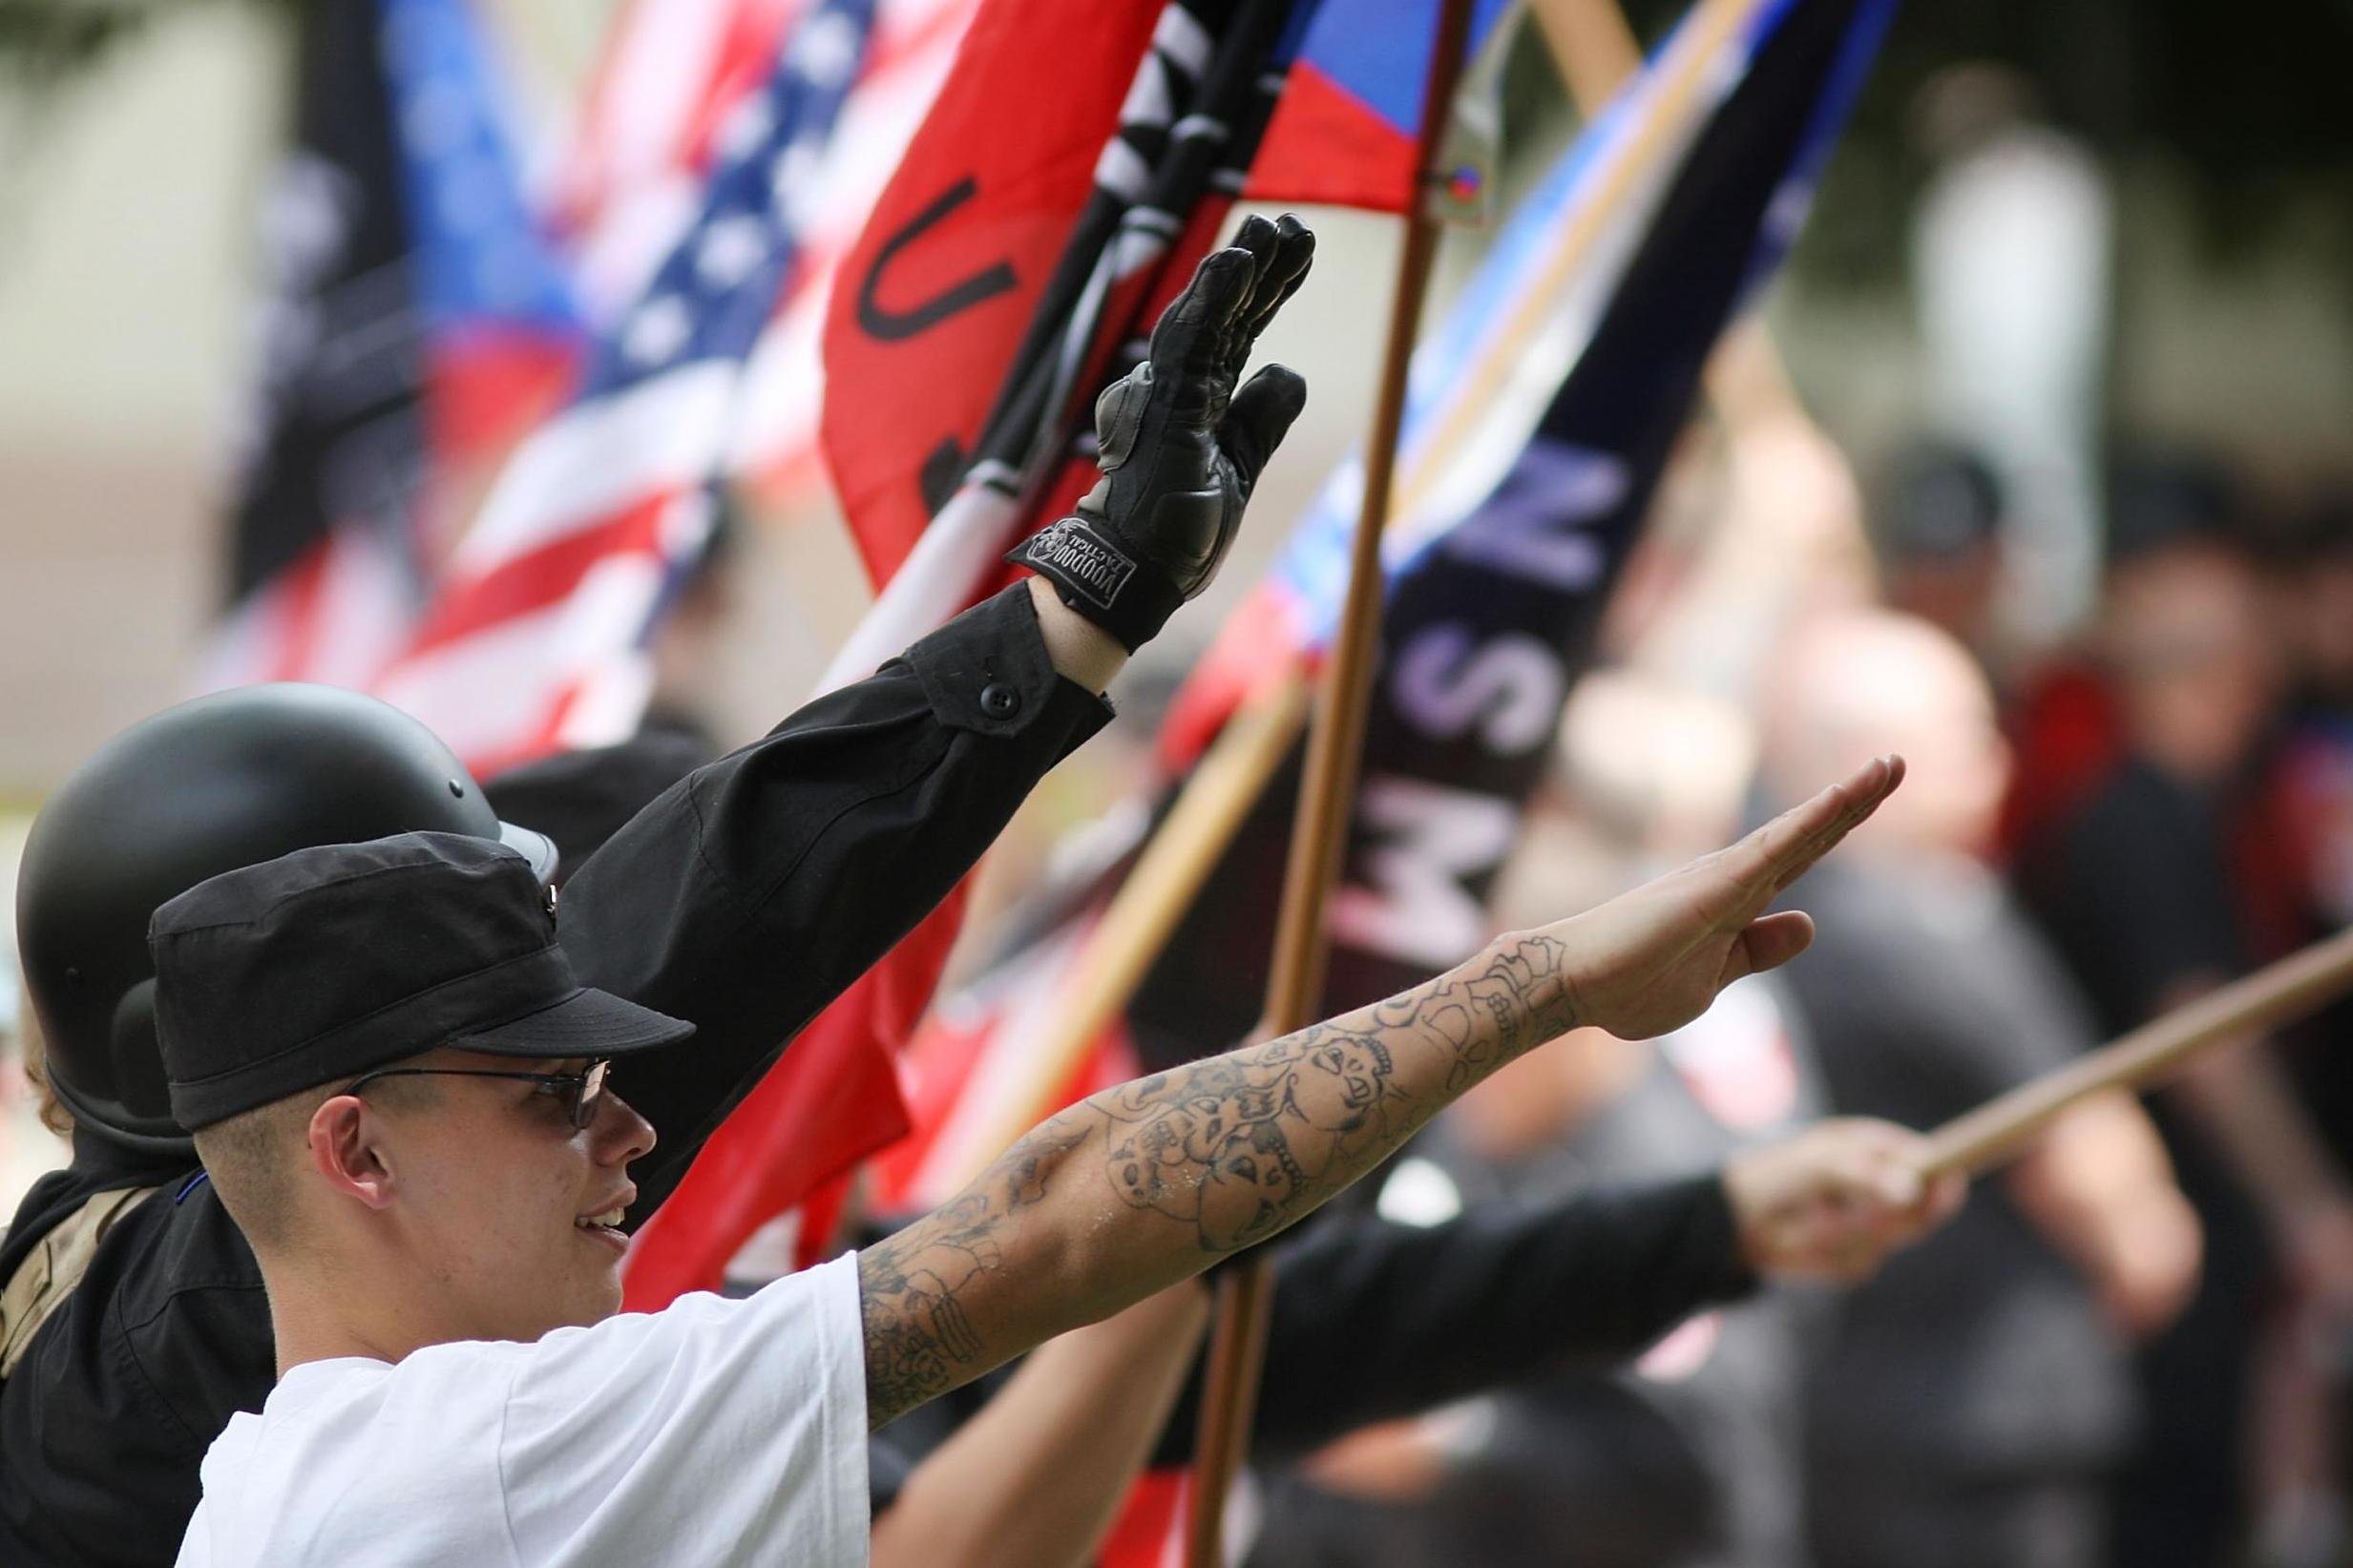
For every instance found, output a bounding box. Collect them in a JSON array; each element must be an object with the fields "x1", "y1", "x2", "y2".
[{"x1": 1009, "y1": 212, "x2": 1314, "y2": 652}]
